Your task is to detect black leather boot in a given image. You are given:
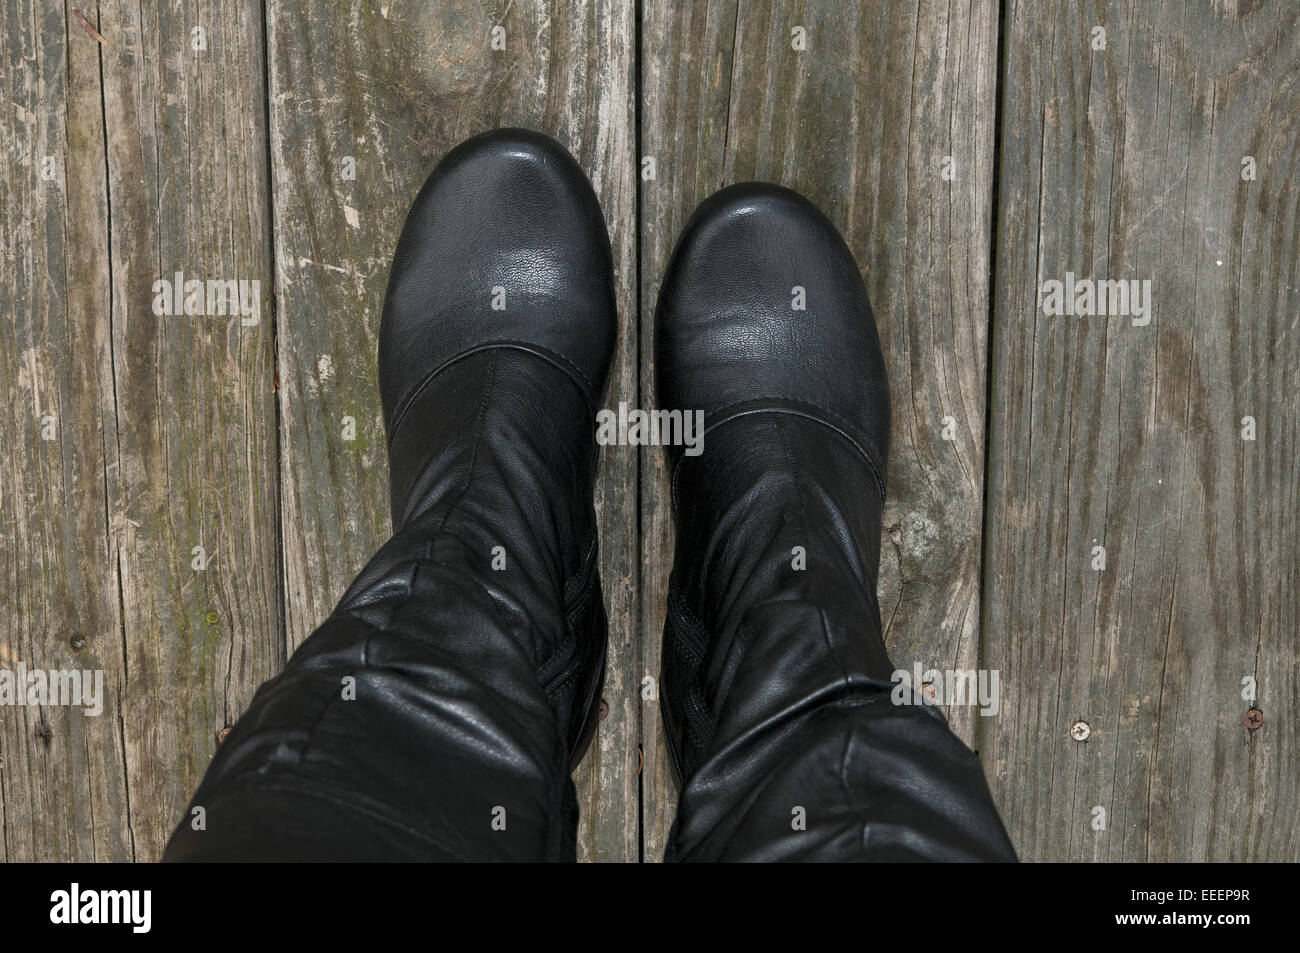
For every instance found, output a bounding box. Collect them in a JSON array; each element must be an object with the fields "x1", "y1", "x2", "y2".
[
  {"x1": 164, "y1": 129, "x2": 615, "y2": 861},
  {"x1": 656, "y1": 183, "x2": 1016, "y2": 861}
]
